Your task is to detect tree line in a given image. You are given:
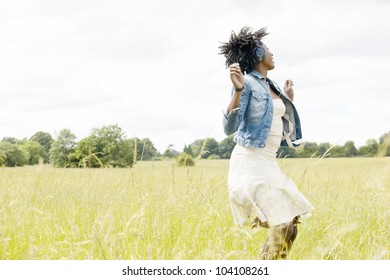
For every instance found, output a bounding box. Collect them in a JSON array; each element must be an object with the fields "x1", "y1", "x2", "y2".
[
  {"x1": 0, "y1": 125, "x2": 157, "y2": 168},
  {"x1": 0, "y1": 125, "x2": 389, "y2": 167},
  {"x1": 181, "y1": 132, "x2": 390, "y2": 159}
]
